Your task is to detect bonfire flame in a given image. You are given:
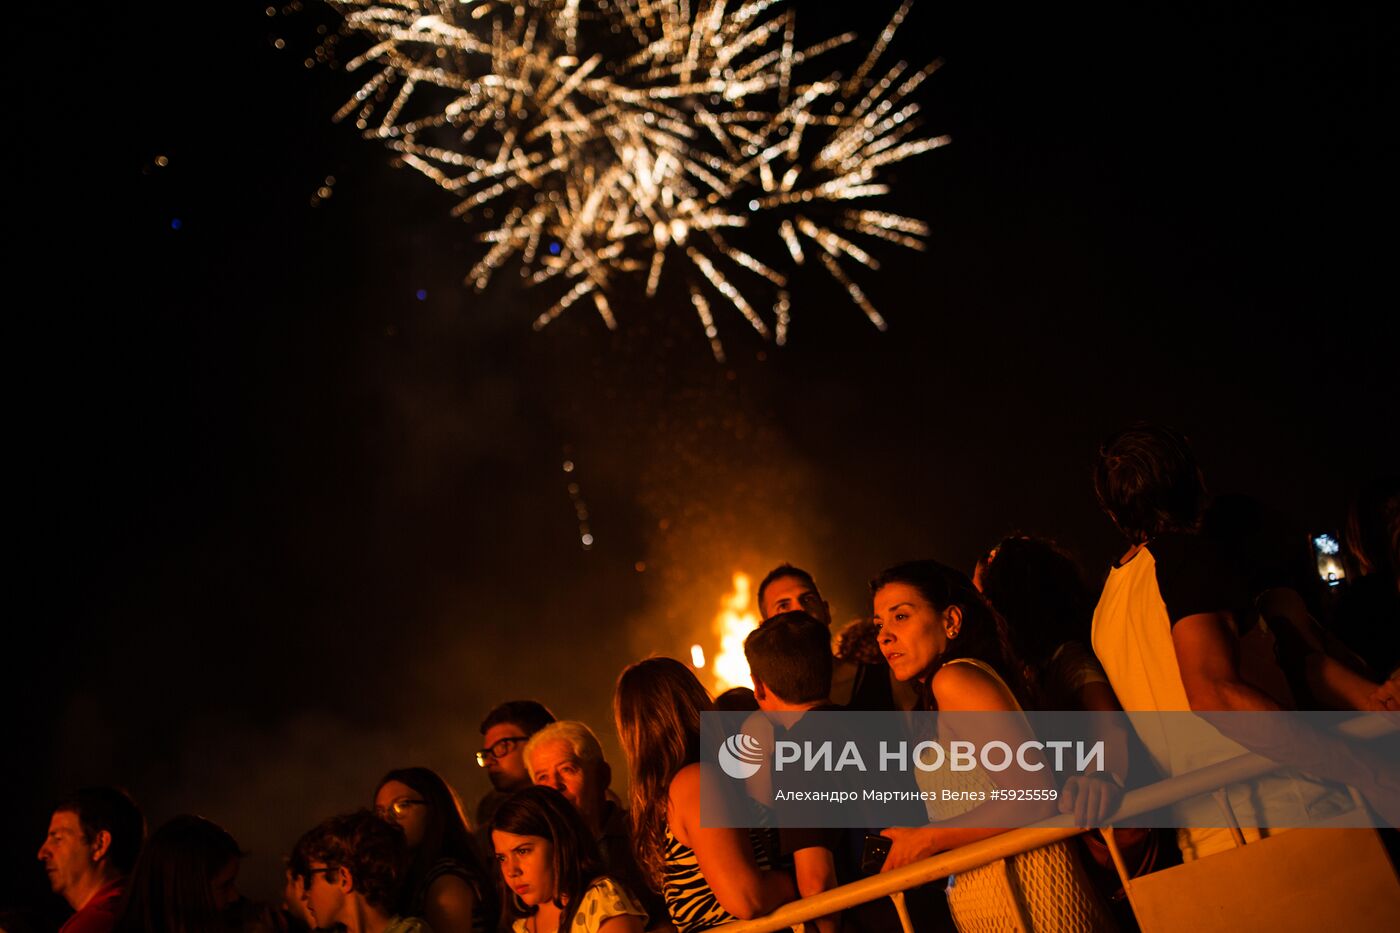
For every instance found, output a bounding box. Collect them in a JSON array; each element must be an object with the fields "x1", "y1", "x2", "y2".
[{"x1": 708, "y1": 571, "x2": 760, "y2": 694}]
